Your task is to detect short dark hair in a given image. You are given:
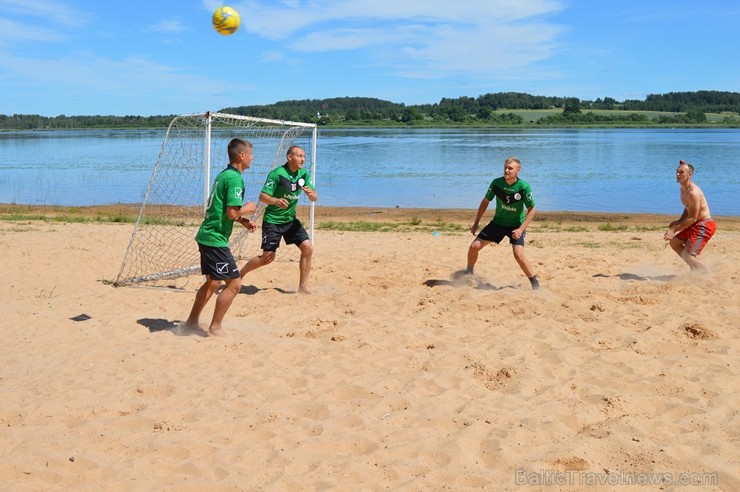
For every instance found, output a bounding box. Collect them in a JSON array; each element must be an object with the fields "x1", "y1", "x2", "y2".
[
  {"x1": 228, "y1": 138, "x2": 252, "y2": 162},
  {"x1": 679, "y1": 159, "x2": 695, "y2": 173},
  {"x1": 287, "y1": 145, "x2": 304, "y2": 156}
]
